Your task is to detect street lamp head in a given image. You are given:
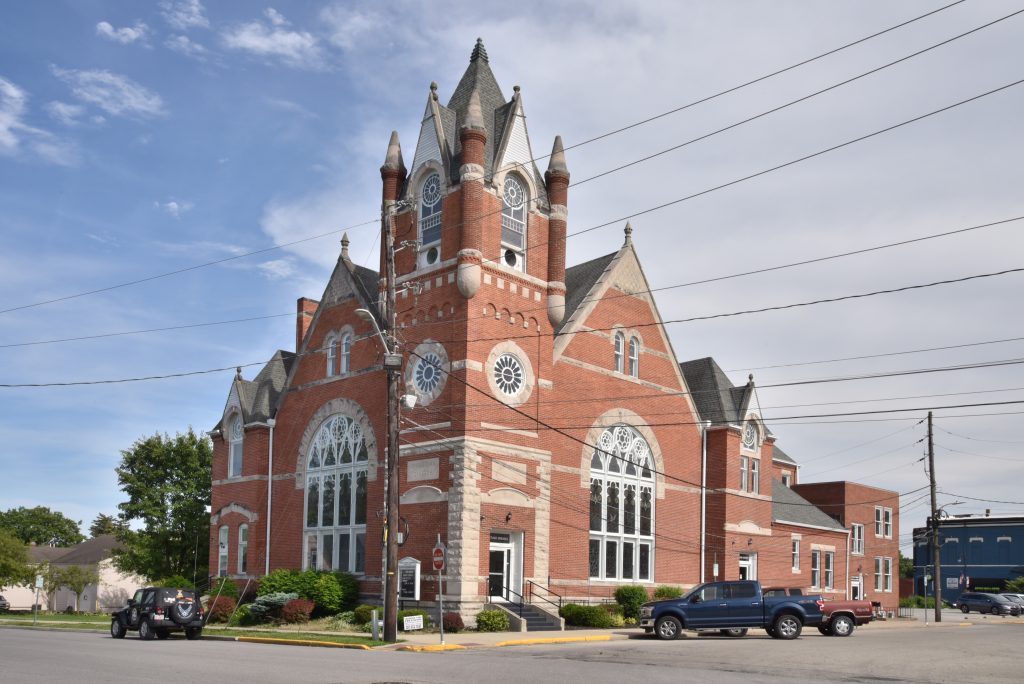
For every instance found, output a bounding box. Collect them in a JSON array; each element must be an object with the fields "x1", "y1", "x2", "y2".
[{"x1": 355, "y1": 308, "x2": 375, "y2": 323}]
